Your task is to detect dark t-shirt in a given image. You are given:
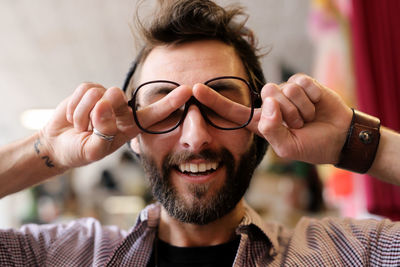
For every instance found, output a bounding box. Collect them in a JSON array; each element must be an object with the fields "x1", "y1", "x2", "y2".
[{"x1": 147, "y1": 236, "x2": 240, "y2": 267}]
